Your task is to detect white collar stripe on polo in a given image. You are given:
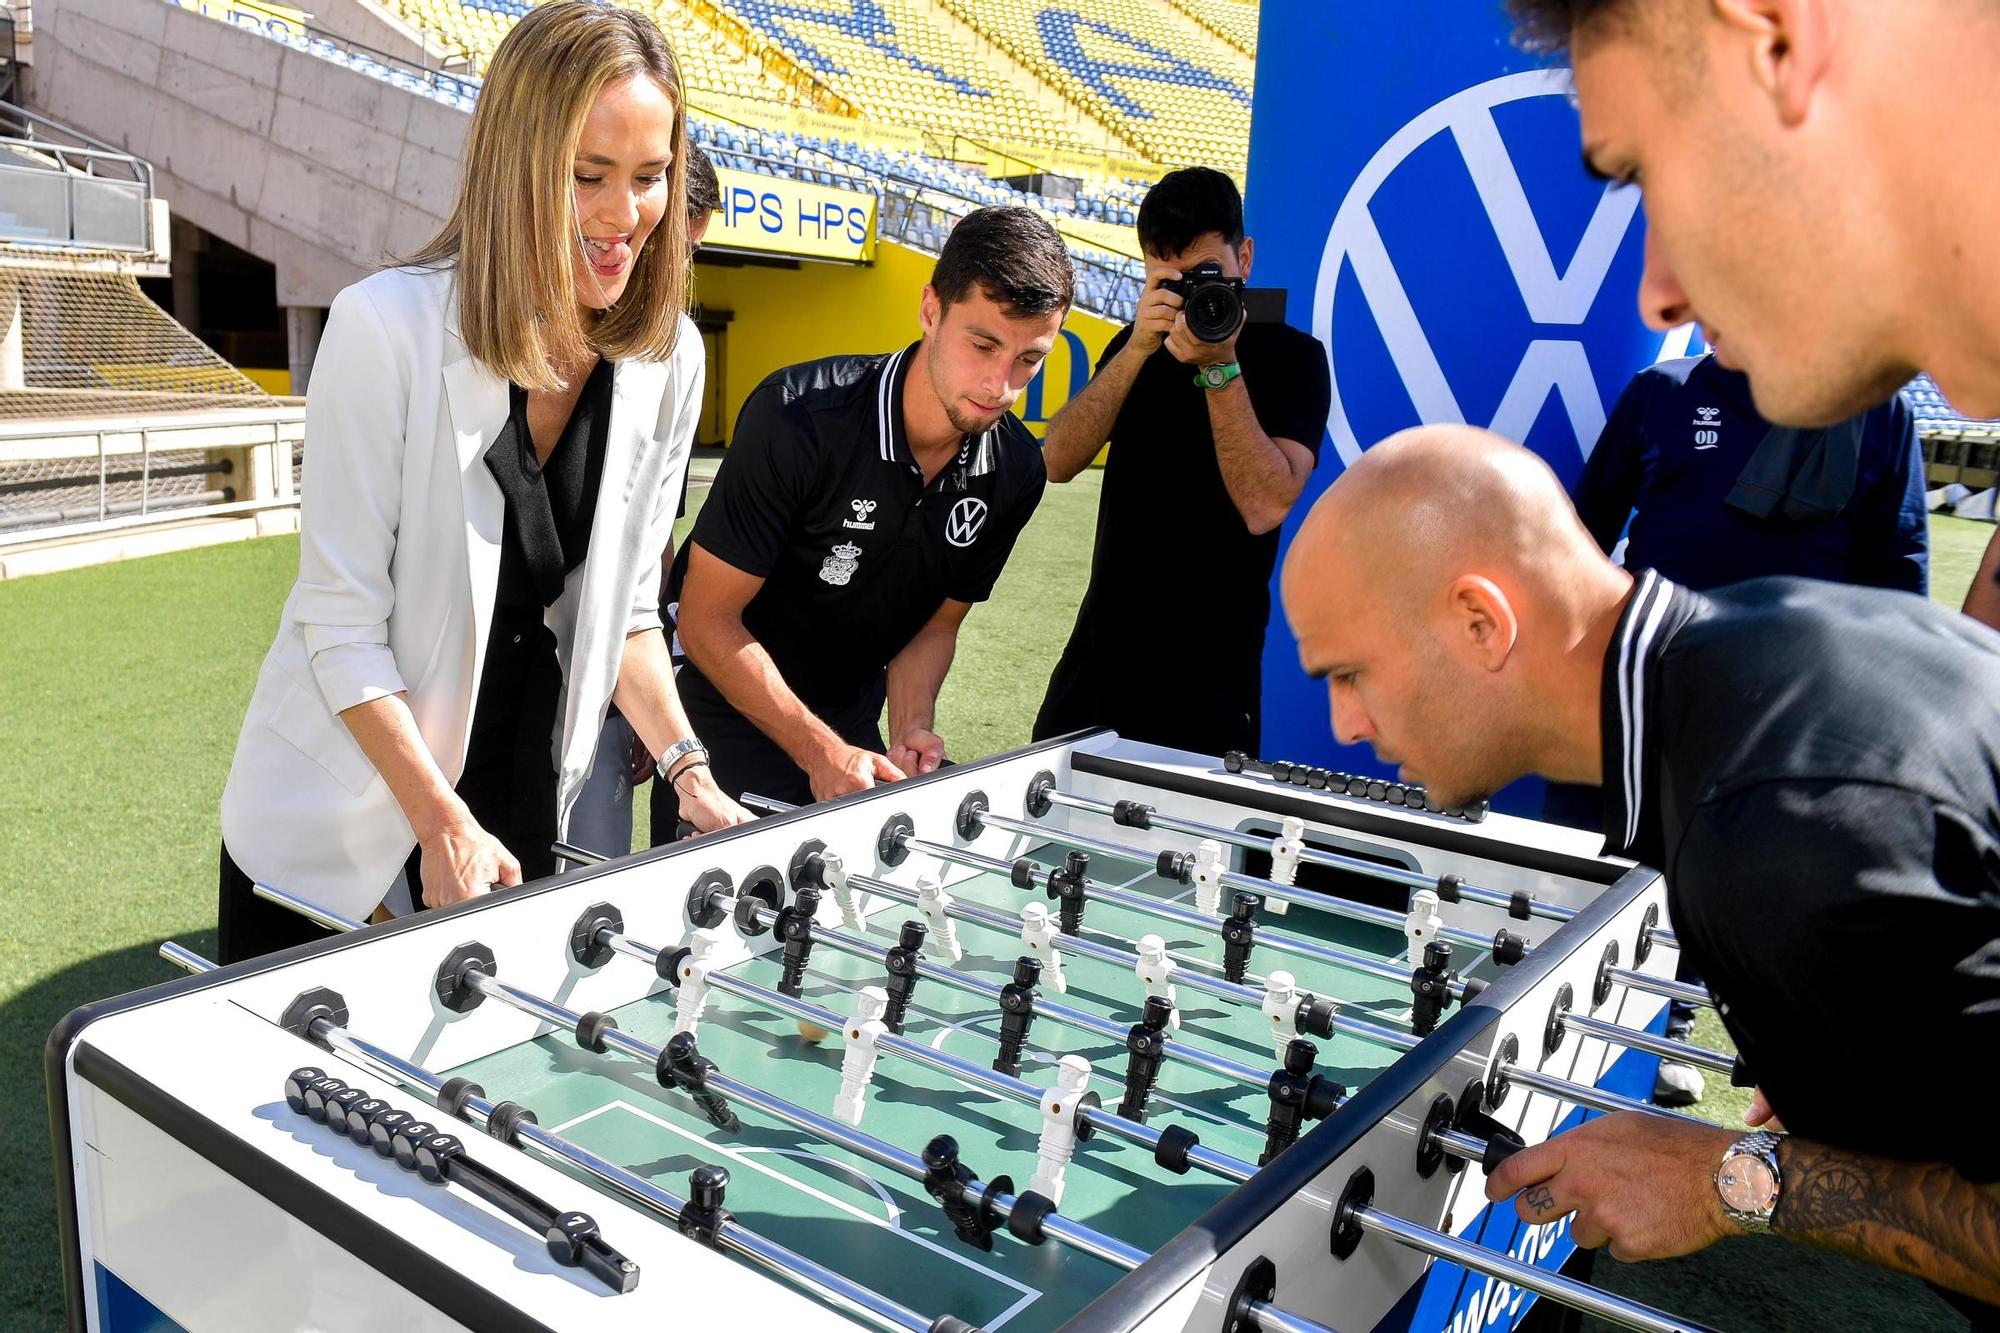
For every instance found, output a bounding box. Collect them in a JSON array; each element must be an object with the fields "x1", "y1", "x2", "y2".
[
  {"x1": 876, "y1": 347, "x2": 903, "y2": 462},
  {"x1": 1618, "y1": 569, "x2": 1672, "y2": 849}
]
